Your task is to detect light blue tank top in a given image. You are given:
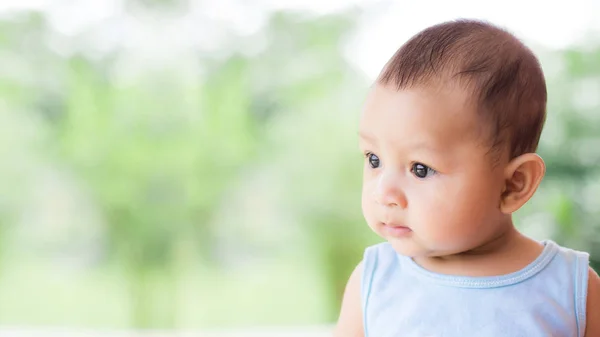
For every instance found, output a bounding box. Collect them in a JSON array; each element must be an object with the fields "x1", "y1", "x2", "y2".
[{"x1": 361, "y1": 240, "x2": 590, "y2": 337}]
